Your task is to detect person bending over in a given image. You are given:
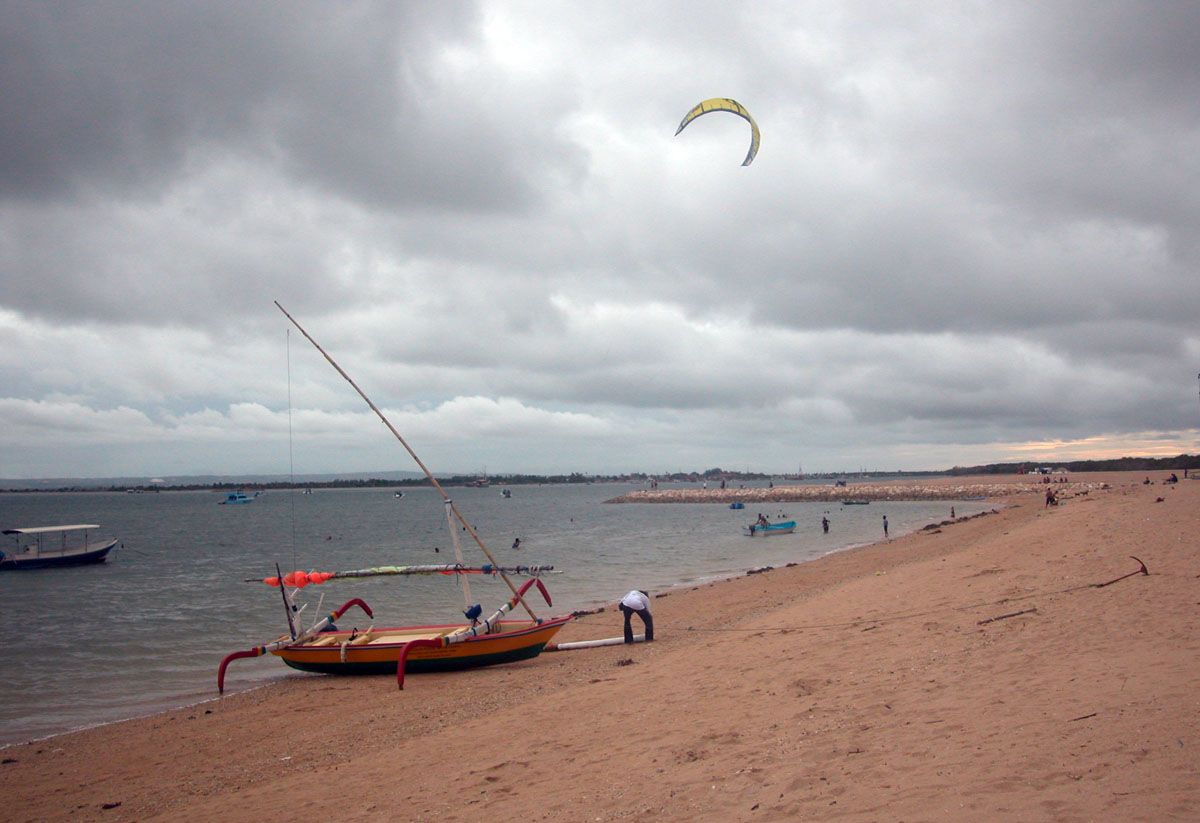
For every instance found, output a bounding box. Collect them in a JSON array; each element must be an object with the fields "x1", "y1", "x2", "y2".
[{"x1": 619, "y1": 589, "x2": 654, "y2": 644}]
